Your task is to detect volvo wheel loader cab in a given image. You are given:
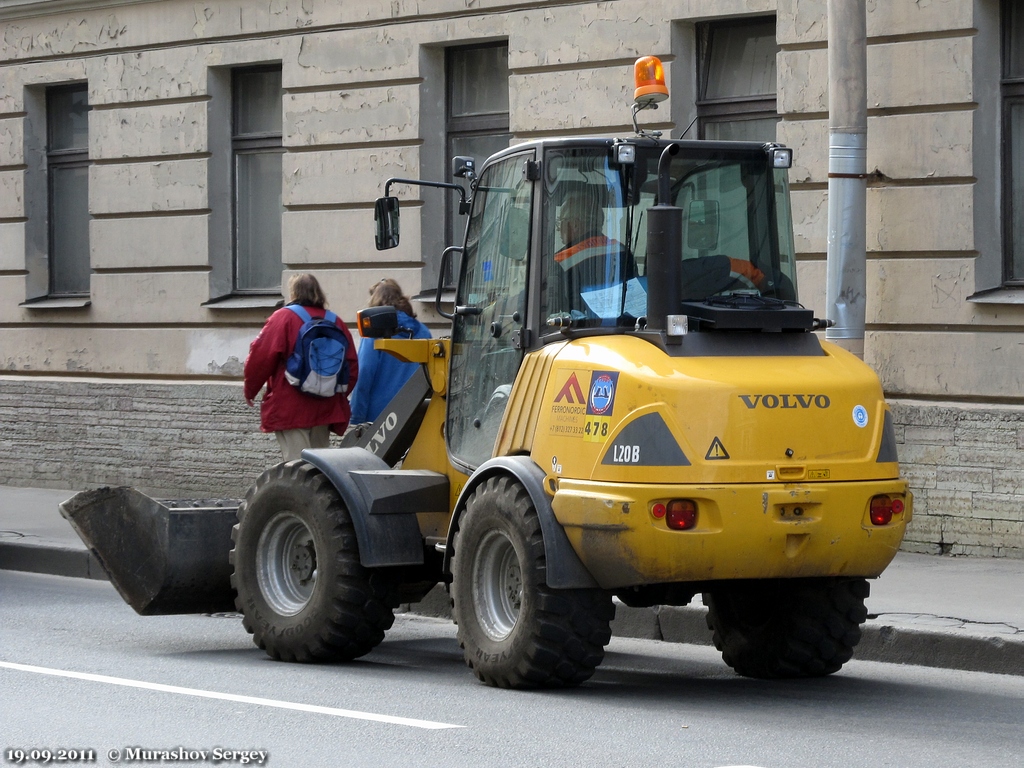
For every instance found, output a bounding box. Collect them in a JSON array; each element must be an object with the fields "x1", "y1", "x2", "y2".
[{"x1": 61, "y1": 58, "x2": 910, "y2": 690}]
